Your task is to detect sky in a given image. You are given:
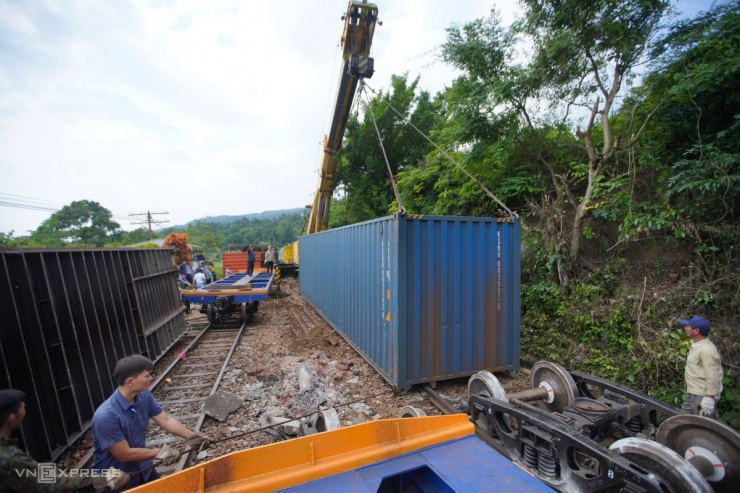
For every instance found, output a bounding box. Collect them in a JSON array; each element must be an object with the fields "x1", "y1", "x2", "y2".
[{"x1": 0, "y1": 0, "x2": 715, "y2": 236}]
